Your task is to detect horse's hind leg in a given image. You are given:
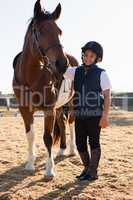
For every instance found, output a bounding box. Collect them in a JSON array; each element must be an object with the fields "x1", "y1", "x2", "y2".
[
  {"x1": 69, "y1": 121, "x2": 77, "y2": 155},
  {"x1": 56, "y1": 108, "x2": 67, "y2": 156},
  {"x1": 68, "y1": 101, "x2": 77, "y2": 156},
  {"x1": 19, "y1": 107, "x2": 36, "y2": 171}
]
